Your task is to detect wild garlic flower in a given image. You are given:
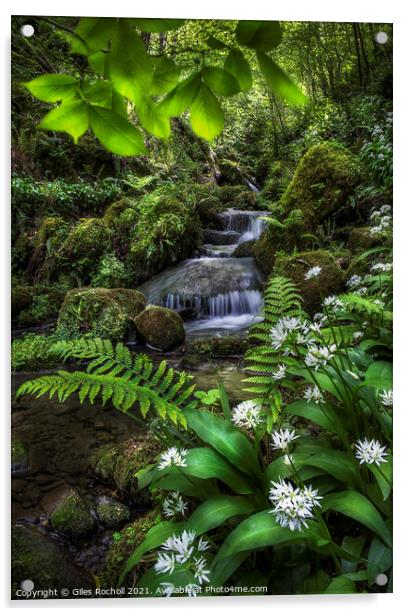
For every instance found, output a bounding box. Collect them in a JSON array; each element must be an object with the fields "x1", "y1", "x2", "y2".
[
  {"x1": 155, "y1": 530, "x2": 211, "y2": 586},
  {"x1": 323, "y1": 296, "x2": 344, "y2": 311},
  {"x1": 380, "y1": 389, "x2": 393, "y2": 407},
  {"x1": 269, "y1": 479, "x2": 322, "y2": 532},
  {"x1": 356, "y1": 286, "x2": 368, "y2": 296},
  {"x1": 192, "y1": 556, "x2": 210, "y2": 584},
  {"x1": 158, "y1": 446, "x2": 189, "y2": 470},
  {"x1": 159, "y1": 582, "x2": 175, "y2": 597},
  {"x1": 270, "y1": 317, "x2": 310, "y2": 350},
  {"x1": 161, "y1": 530, "x2": 197, "y2": 564},
  {"x1": 374, "y1": 299, "x2": 385, "y2": 308},
  {"x1": 305, "y1": 344, "x2": 336, "y2": 370},
  {"x1": 305, "y1": 266, "x2": 323, "y2": 280},
  {"x1": 380, "y1": 204, "x2": 392, "y2": 214},
  {"x1": 303, "y1": 385, "x2": 324, "y2": 404},
  {"x1": 155, "y1": 552, "x2": 176, "y2": 575},
  {"x1": 271, "y1": 428, "x2": 299, "y2": 451},
  {"x1": 232, "y1": 400, "x2": 263, "y2": 430},
  {"x1": 371, "y1": 262, "x2": 393, "y2": 273},
  {"x1": 272, "y1": 364, "x2": 287, "y2": 380},
  {"x1": 162, "y1": 491, "x2": 189, "y2": 519},
  {"x1": 354, "y1": 438, "x2": 388, "y2": 466},
  {"x1": 283, "y1": 454, "x2": 295, "y2": 466},
  {"x1": 346, "y1": 275, "x2": 363, "y2": 289},
  {"x1": 270, "y1": 321, "x2": 289, "y2": 350},
  {"x1": 353, "y1": 331, "x2": 364, "y2": 341}
]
